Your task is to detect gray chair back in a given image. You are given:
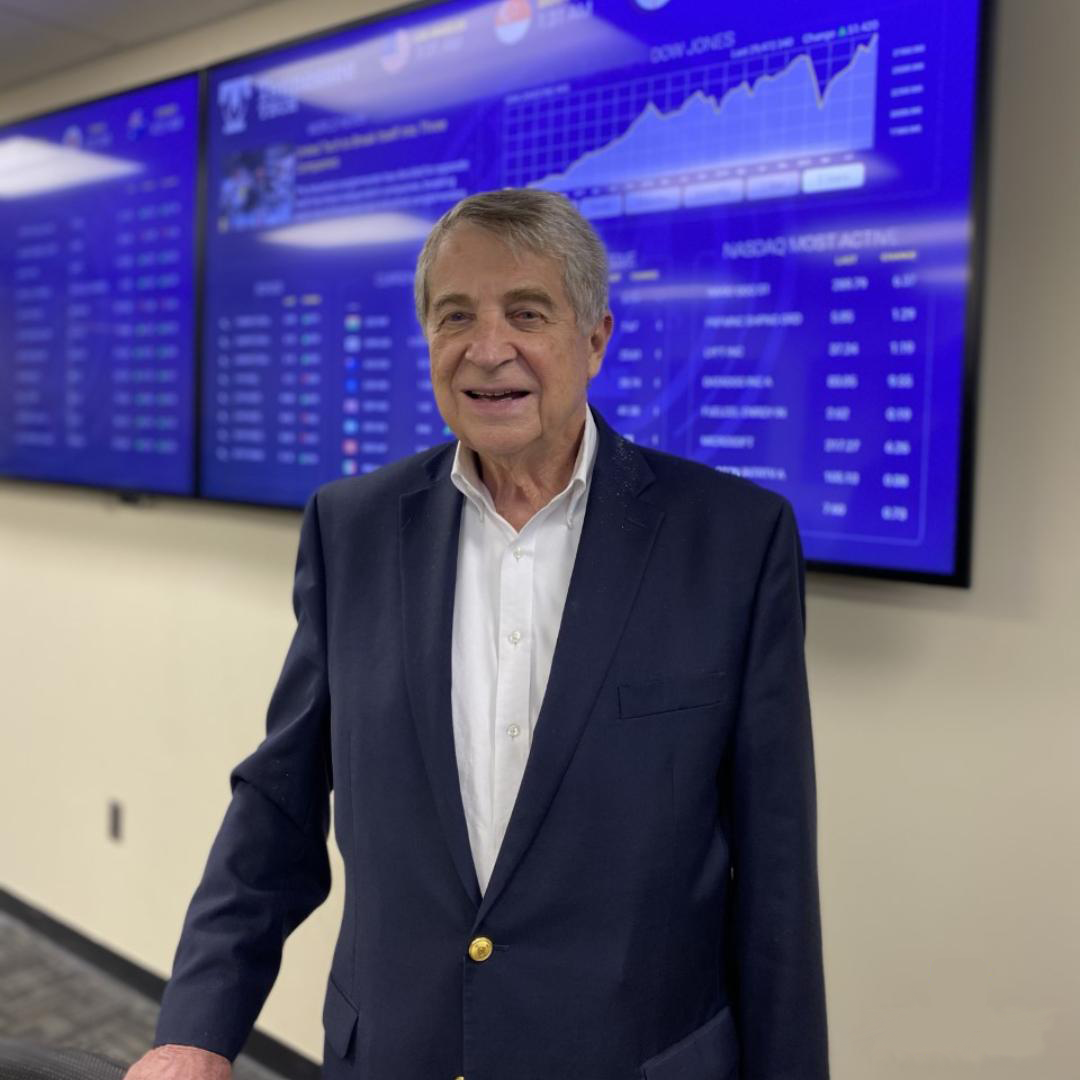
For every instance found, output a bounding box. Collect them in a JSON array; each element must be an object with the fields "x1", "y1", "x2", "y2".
[{"x1": 0, "y1": 1041, "x2": 126, "y2": 1080}]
